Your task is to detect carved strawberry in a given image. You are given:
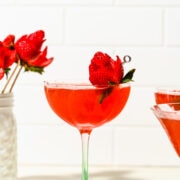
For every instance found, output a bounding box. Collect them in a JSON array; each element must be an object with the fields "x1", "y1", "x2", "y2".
[
  {"x1": 89, "y1": 51, "x2": 136, "y2": 103},
  {"x1": 89, "y1": 51, "x2": 135, "y2": 86},
  {"x1": 15, "y1": 30, "x2": 53, "y2": 73},
  {"x1": 89, "y1": 52, "x2": 124, "y2": 86}
]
